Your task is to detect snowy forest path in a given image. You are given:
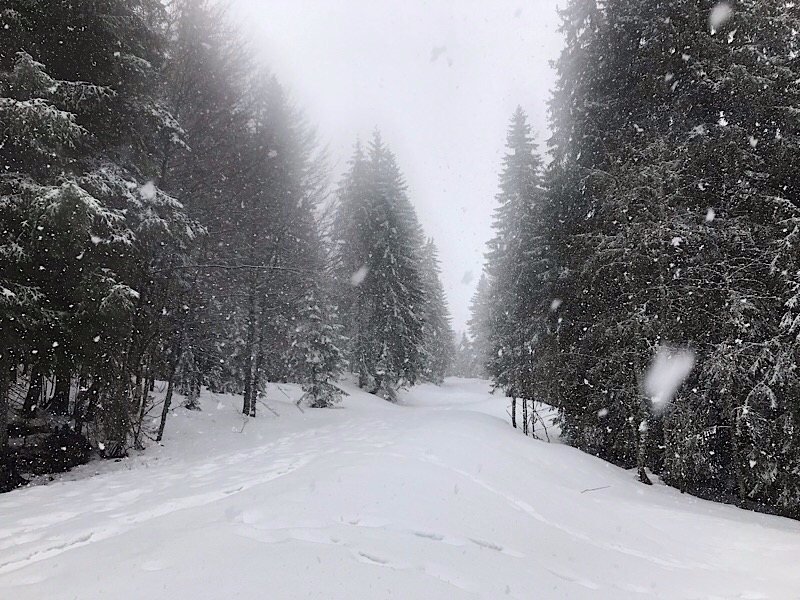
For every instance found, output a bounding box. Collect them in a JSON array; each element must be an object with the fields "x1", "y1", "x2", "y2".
[{"x1": 1, "y1": 379, "x2": 800, "y2": 599}]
